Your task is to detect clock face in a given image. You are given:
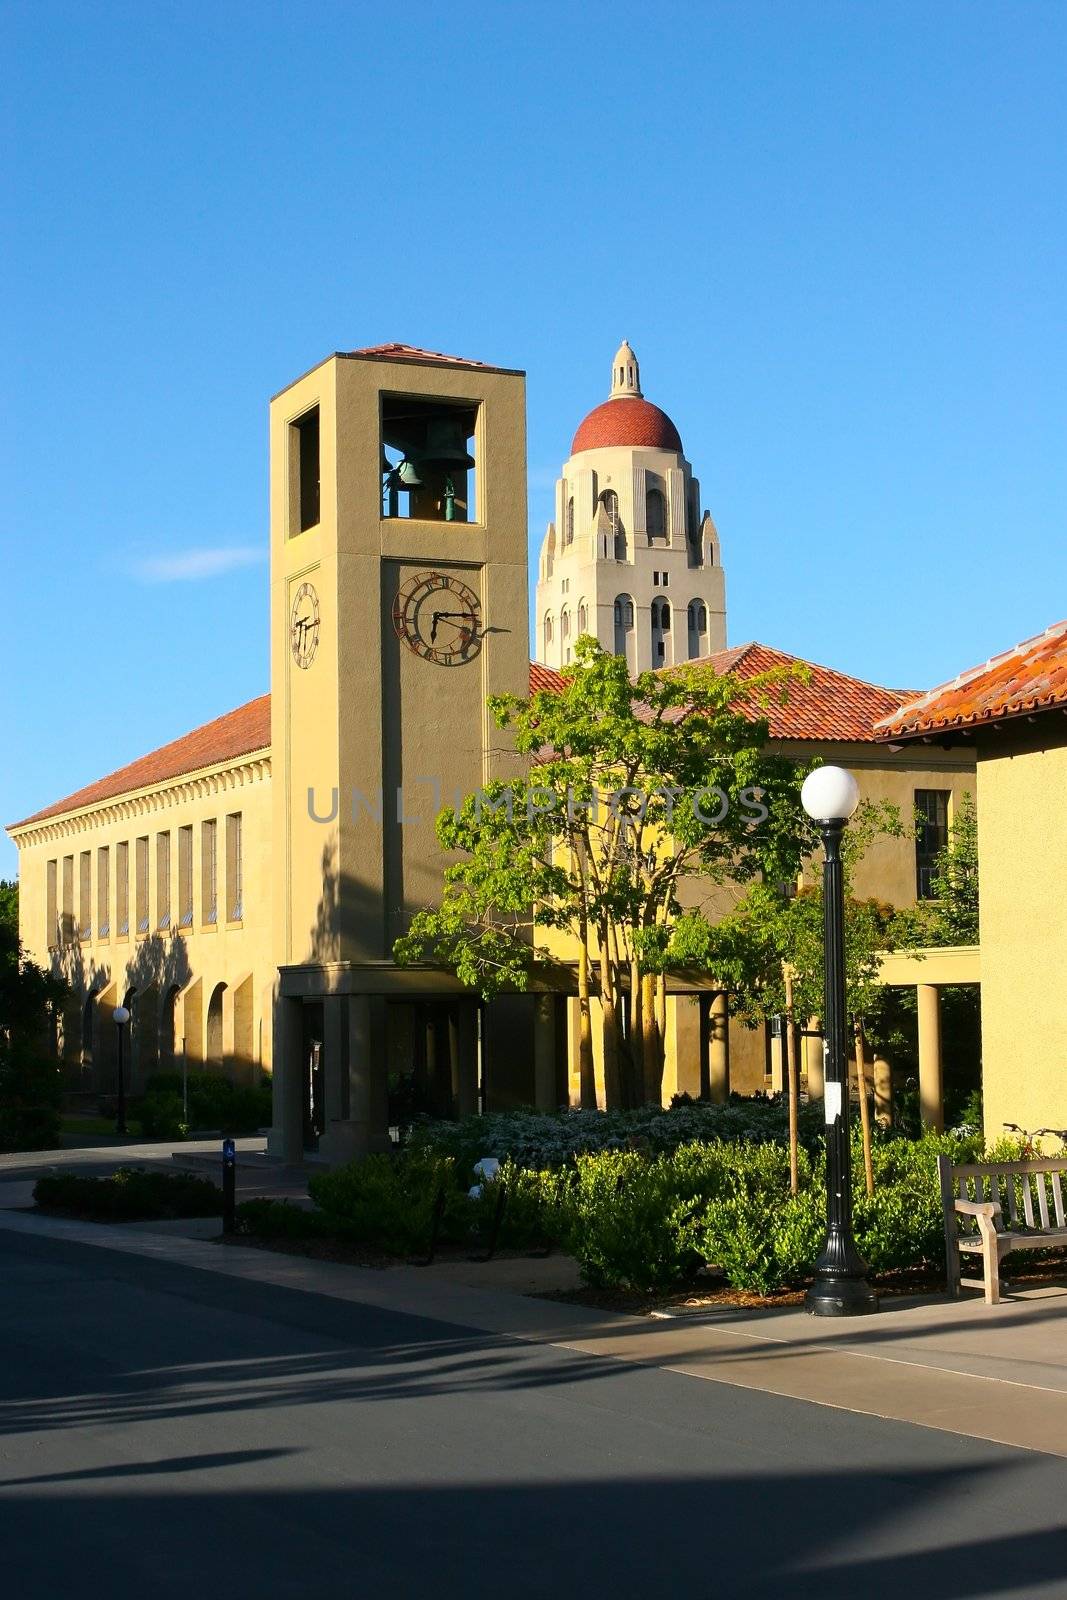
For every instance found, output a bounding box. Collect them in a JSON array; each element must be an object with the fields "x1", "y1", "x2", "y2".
[
  {"x1": 290, "y1": 581, "x2": 320, "y2": 669},
  {"x1": 392, "y1": 571, "x2": 482, "y2": 666}
]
